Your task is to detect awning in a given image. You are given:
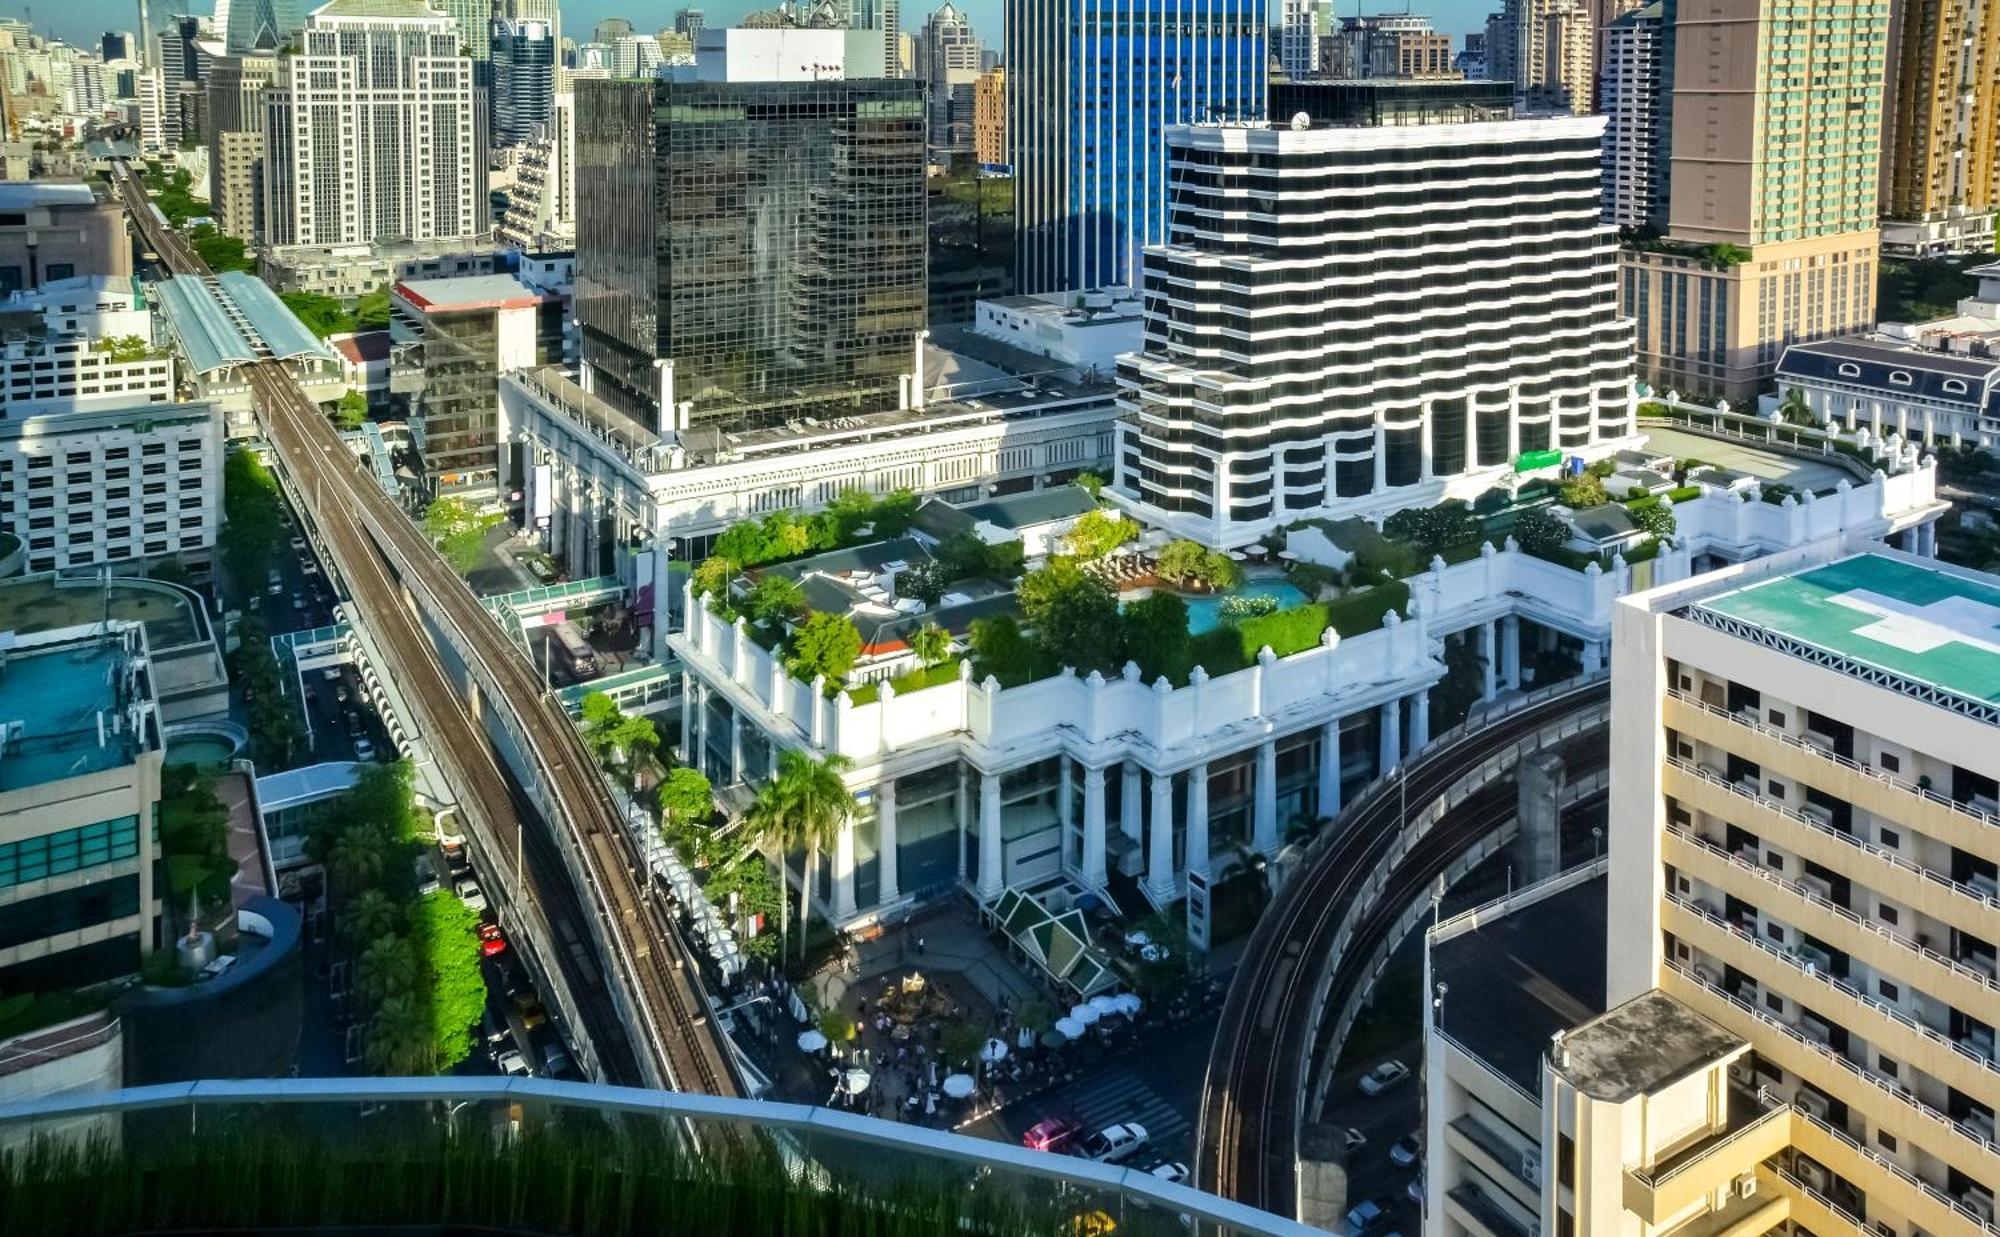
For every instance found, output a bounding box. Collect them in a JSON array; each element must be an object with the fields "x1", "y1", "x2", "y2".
[{"x1": 989, "y1": 888, "x2": 1121, "y2": 998}]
